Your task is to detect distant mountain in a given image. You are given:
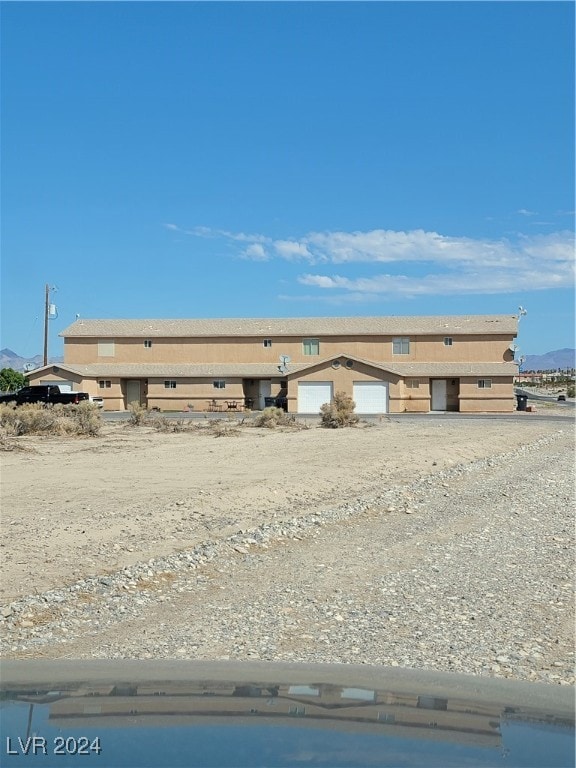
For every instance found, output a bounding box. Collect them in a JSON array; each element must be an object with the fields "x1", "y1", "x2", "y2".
[
  {"x1": 523, "y1": 348, "x2": 575, "y2": 372},
  {"x1": 0, "y1": 348, "x2": 62, "y2": 372}
]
